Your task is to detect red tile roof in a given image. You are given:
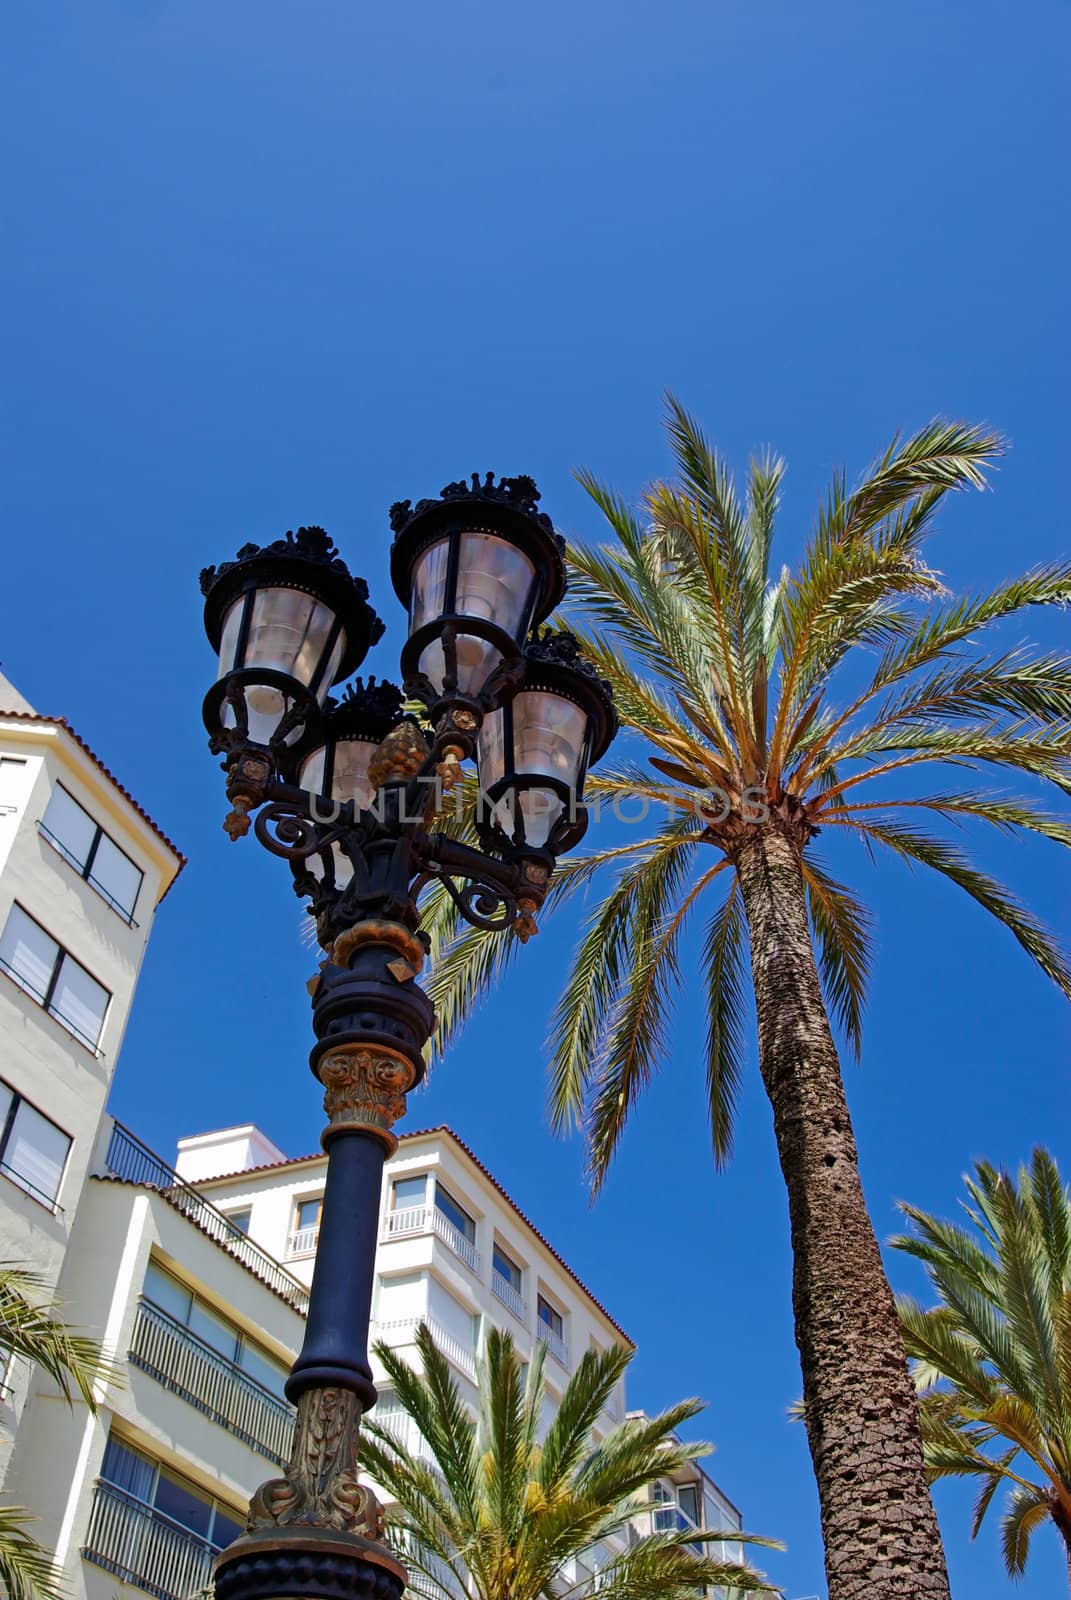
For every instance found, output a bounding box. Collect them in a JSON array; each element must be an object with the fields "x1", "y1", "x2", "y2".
[
  {"x1": 0, "y1": 709, "x2": 185, "y2": 890},
  {"x1": 192, "y1": 1124, "x2": 634, "y2": 1345}
]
